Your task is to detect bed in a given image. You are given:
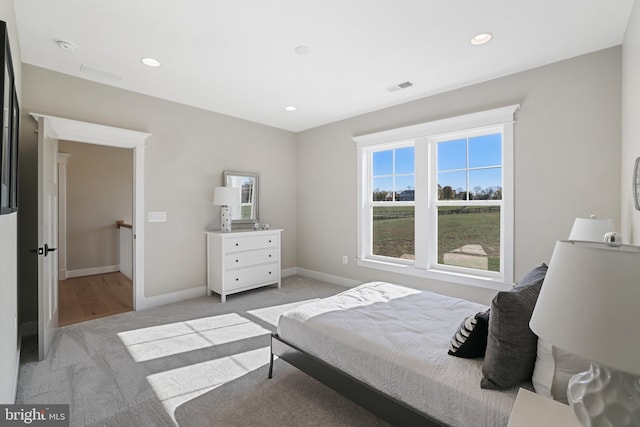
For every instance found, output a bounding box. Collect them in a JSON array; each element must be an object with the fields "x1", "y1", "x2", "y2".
[{"x1": 269, "y1": 281, "x2": 519, "y2": 426}]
